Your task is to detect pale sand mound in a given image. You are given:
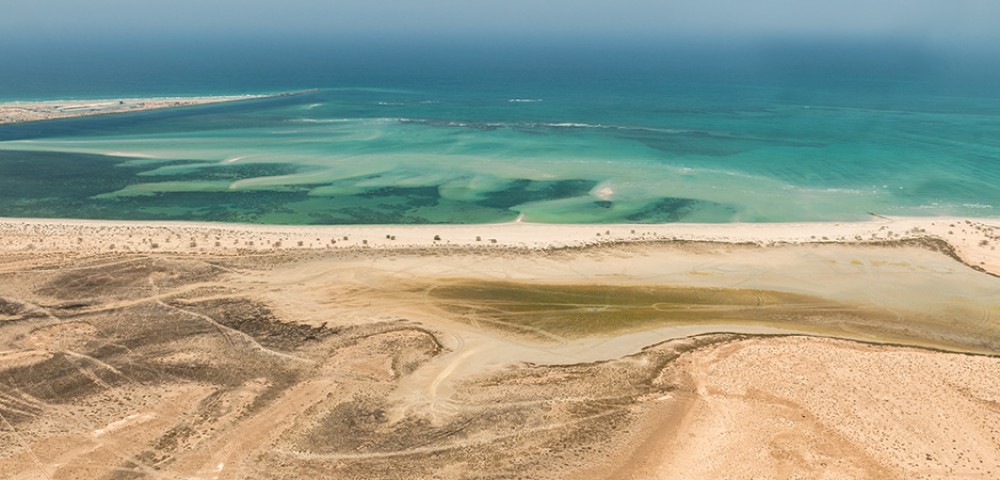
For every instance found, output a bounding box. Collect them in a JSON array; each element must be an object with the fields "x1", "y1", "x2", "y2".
[{"x1": 606, "y1": 336, "x2": 1000, "y2": 480}]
